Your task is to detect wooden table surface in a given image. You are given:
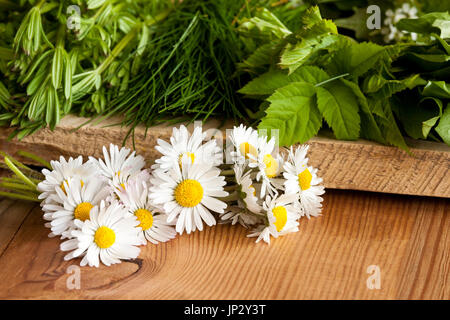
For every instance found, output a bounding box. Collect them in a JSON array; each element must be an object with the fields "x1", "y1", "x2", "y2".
[{"x1": 0, "y1": 189, "x2": 448, "y2": 300}]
